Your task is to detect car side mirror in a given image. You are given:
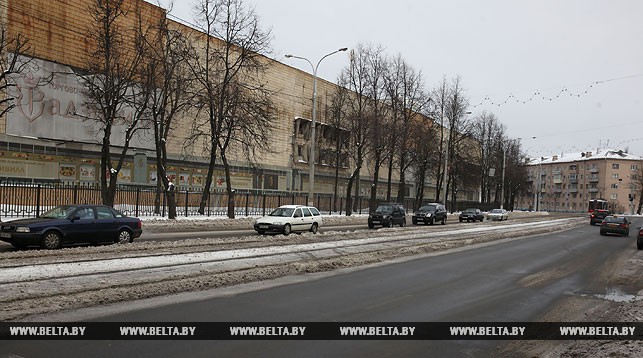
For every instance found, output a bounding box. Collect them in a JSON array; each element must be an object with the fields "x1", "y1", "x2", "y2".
[{"x1": 71, "y1": 215, "x2": 81, "y2": 221}]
